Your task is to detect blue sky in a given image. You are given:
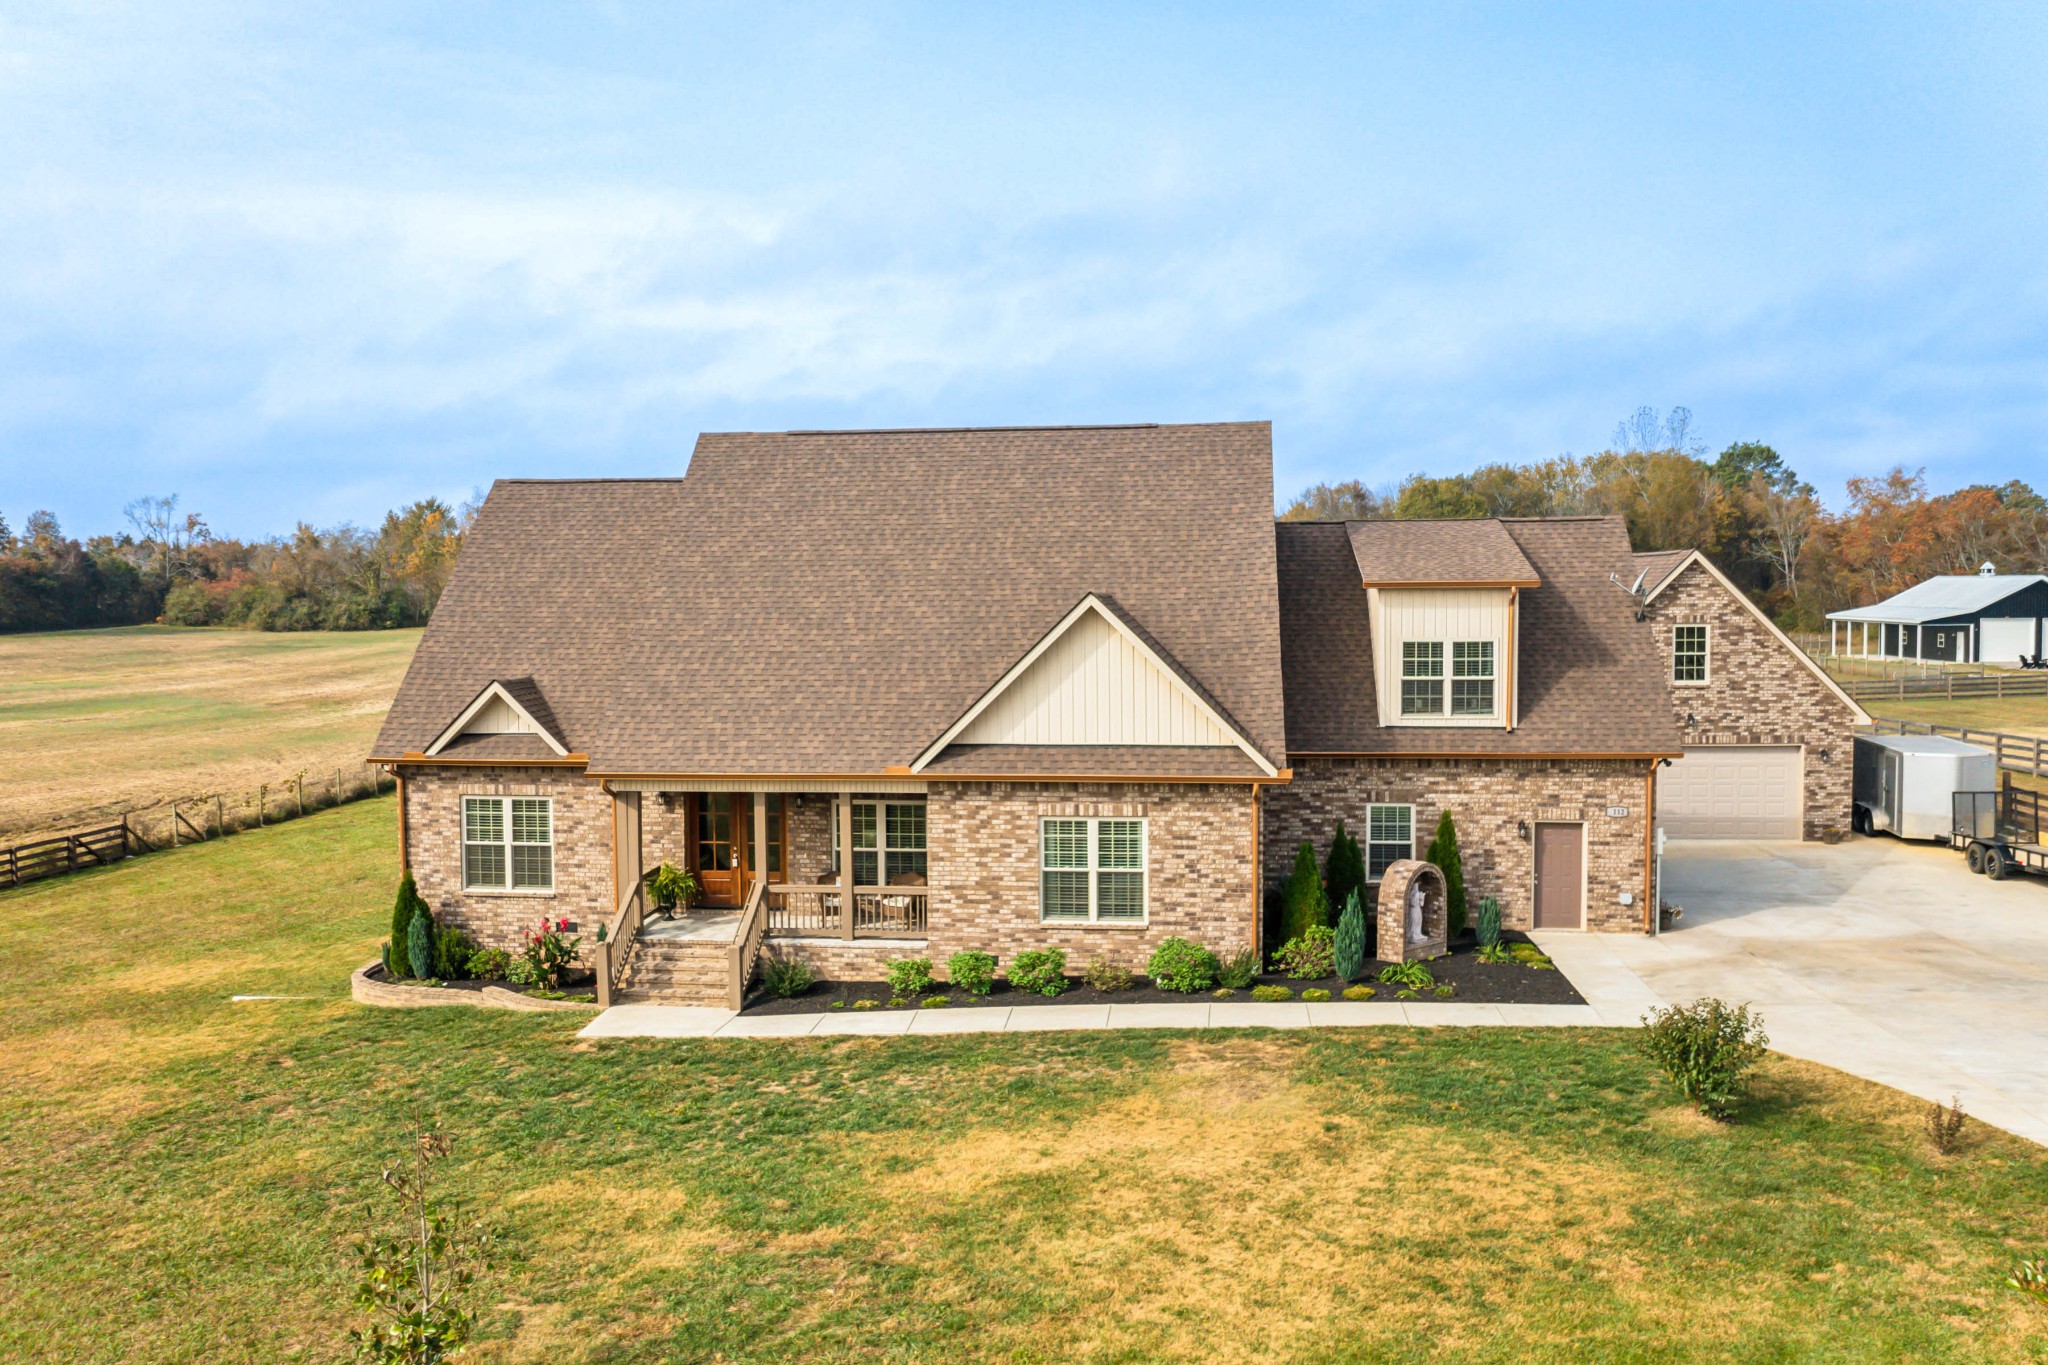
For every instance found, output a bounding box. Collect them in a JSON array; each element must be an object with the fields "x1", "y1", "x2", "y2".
[{"x1": 3, "y1": 2, "x2": 2045, "y2": 538}]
